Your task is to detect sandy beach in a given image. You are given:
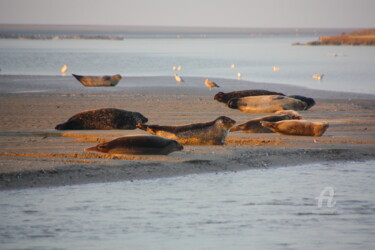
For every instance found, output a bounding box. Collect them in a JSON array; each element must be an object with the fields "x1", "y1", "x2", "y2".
[{"x1": 1, "y1": 75, "x2": 374, "y2": 190}]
